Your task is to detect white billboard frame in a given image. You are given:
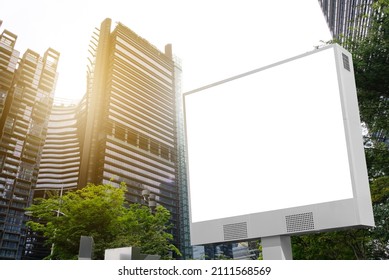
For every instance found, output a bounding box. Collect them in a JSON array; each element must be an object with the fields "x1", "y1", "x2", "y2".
[{"x1": 183, "y1": 44, "x2": 374, "y2": 249}]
